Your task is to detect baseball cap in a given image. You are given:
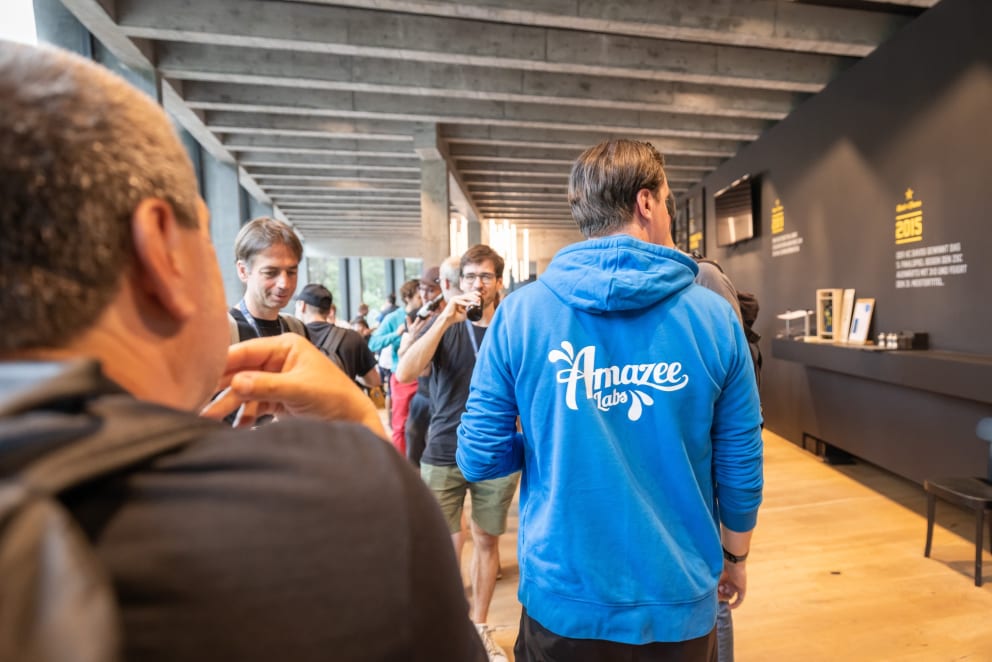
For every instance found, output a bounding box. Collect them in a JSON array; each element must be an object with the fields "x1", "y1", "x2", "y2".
[
  {"x1": 420, "y1": 266, "x2": 440, "y2": 287},
  {"x1": 297, "y1": 283, "x2": 333, "y2": 311}
]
